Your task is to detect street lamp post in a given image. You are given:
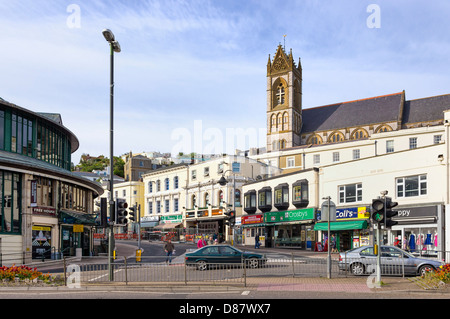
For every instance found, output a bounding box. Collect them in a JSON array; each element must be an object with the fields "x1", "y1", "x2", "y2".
[{"x1": 102, "y1": 28, "x2": 121, "y2": 281}]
